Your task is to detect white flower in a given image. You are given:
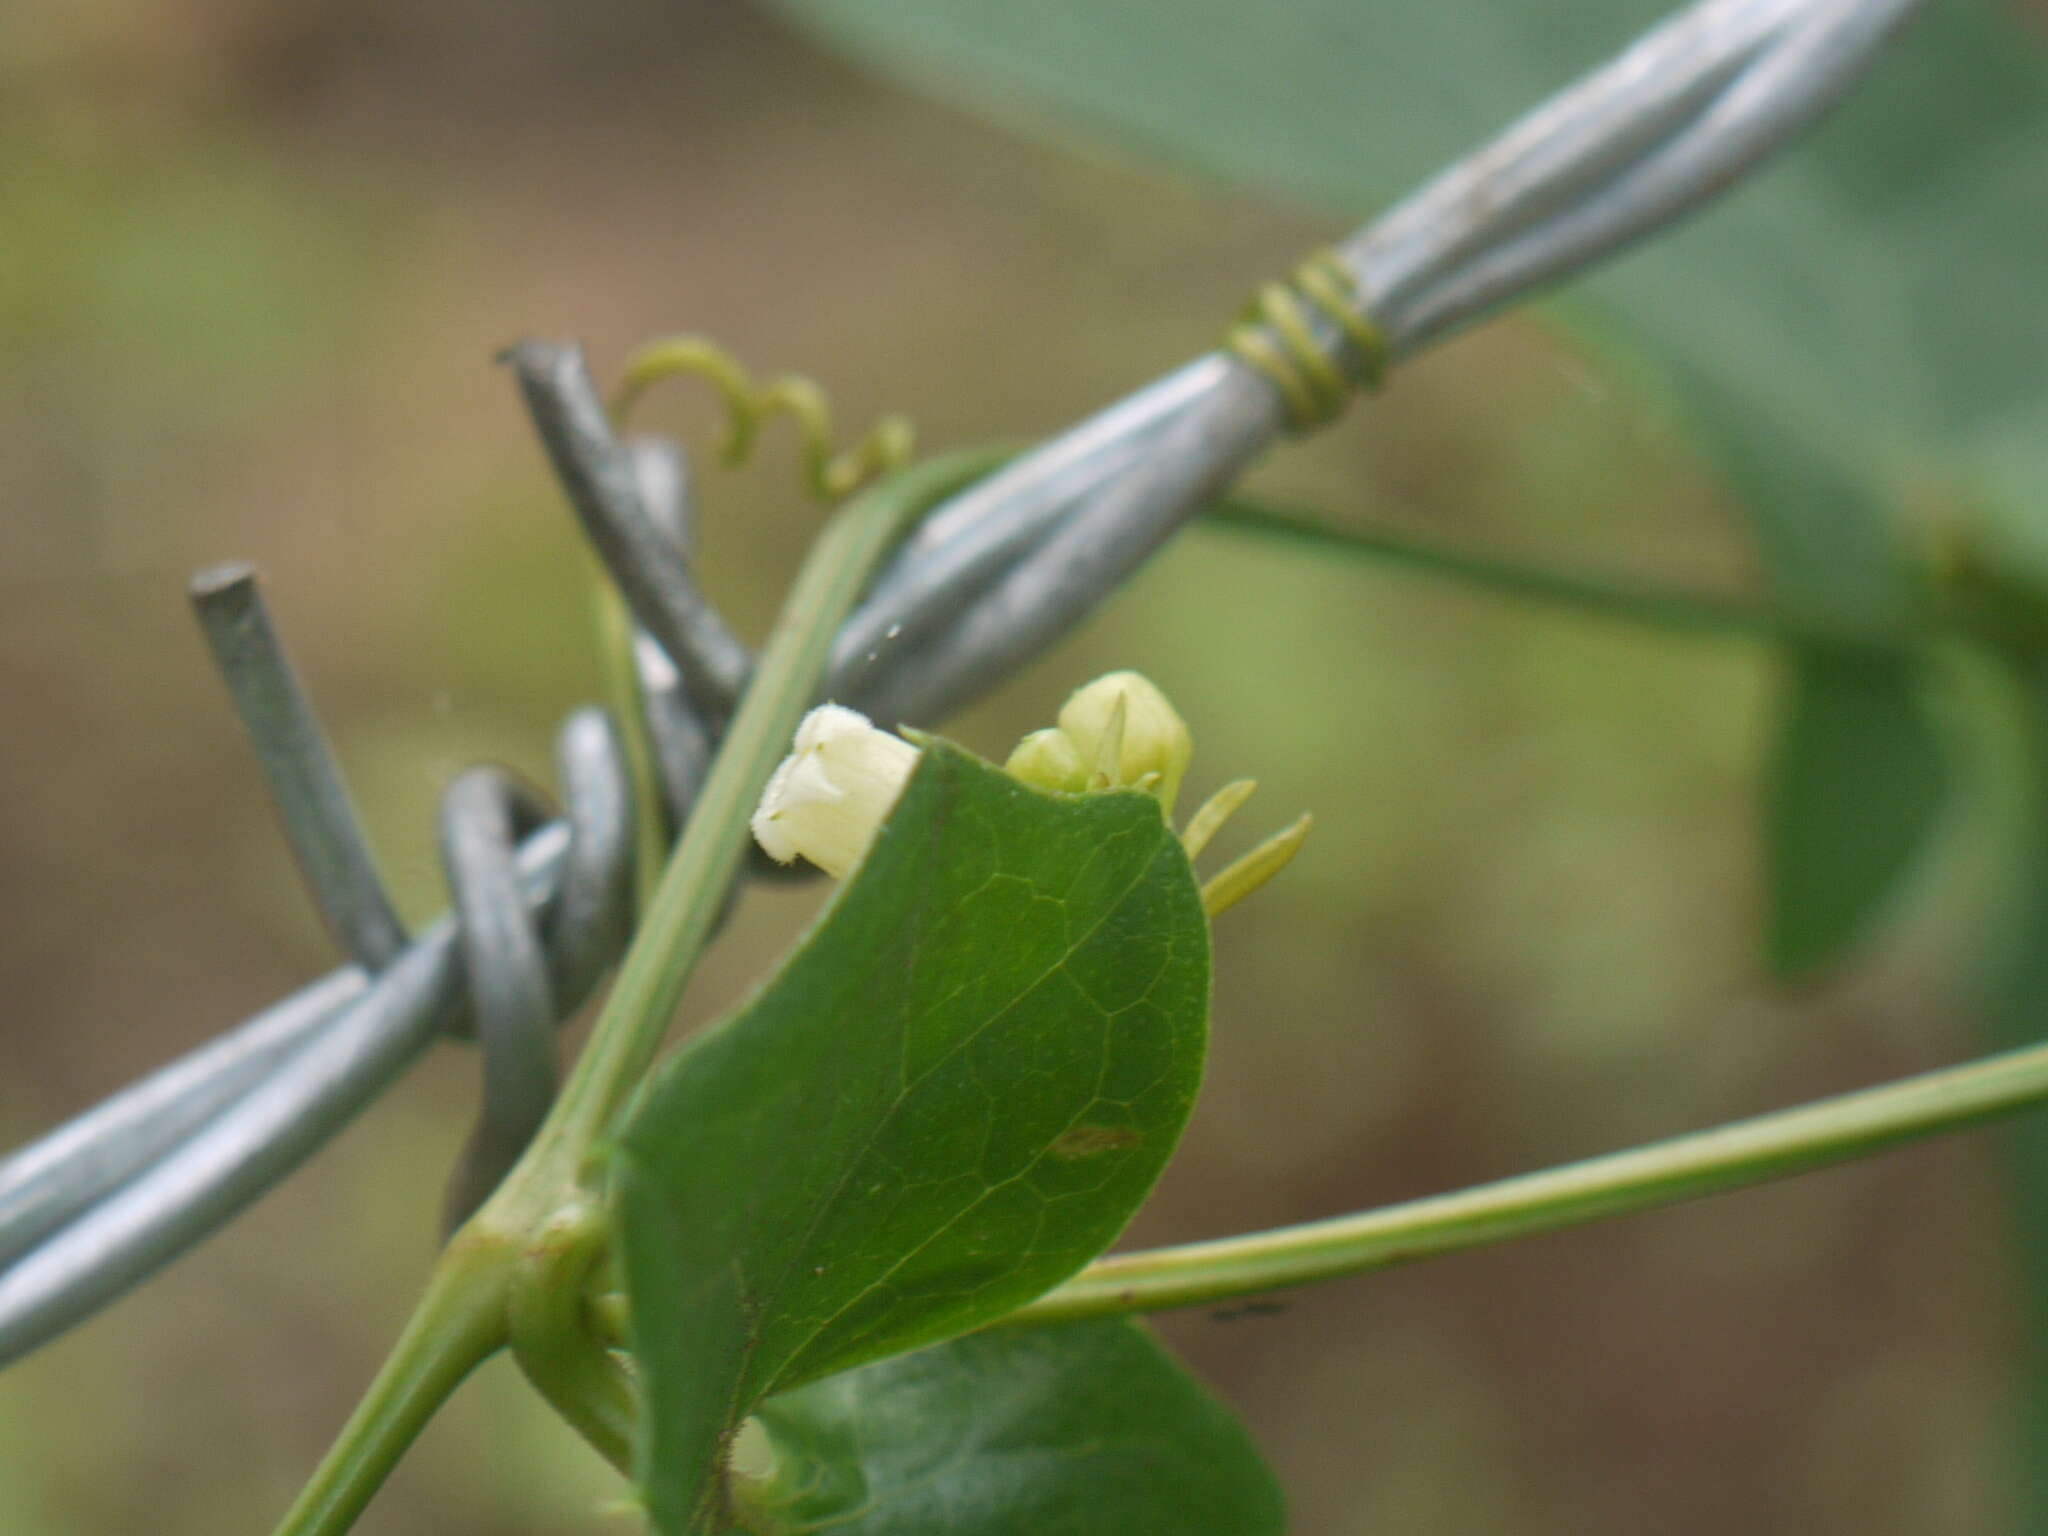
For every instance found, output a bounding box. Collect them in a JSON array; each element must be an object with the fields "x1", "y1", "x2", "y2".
[{"x1": 750, "y1": 704, "x2": 921, "y2": 879}]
